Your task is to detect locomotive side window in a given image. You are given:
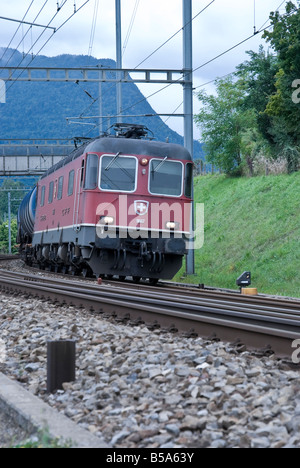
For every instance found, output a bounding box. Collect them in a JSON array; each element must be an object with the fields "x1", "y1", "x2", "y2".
[
  {"x1": 48, "y1": 181, "x2": 54, "y2": 204},
  {"x1": 149, "y1": 159, "x2": 183, "y2": 197},
  {"x1": 100, "y1": 155, "x2": 137, "y2": 192},
  {"x1": 85, "y1": 154, "x2": 99, "y2": 189},
  {"x1": 68, "y1": 170, "x2": 75, "y2": 196},
  {"x1": 57, "y1": 176, "x2": 64, "y2": 200},
  {"x1": 80, "y1": 160, "x2": 85, "y2": 187},
  {"x1": 40, "y1": 186, "x2": 45, "y2": 207},
  {"x1": 184, "y1": 163, "x2": 193, "y2": 198}
]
